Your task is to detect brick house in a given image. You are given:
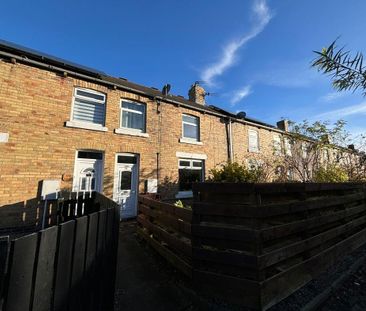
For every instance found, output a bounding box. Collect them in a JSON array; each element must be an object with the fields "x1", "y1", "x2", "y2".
[{"x1": 0, "y1": 40, "x2": 342, "y2": 218}]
